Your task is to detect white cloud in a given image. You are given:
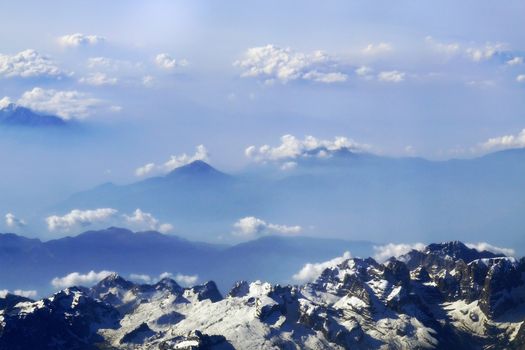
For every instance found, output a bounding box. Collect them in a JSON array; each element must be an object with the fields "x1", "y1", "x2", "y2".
[
  {"x1": 58, "y1": 33, "x2": 105, "y2": 48},
  {"x1": 378, "y1": 70, "x2": 405, "y2": 83},
  {"x1": 245, "y1": 134, "x2": 369, "y2": 163},
  {"x1": 425, "y1": 36, "x2": 461, "y2": 56},
  {"x1": 507, "y1": 57, "x2": 523, "y2": 66},
  {"x1": 425, "y1": 37, "x2": 507, "y2": 63},
  {"x1": 233, "y1": 216, "x2": 302, "y2": 238},
  {"x1": 234, "y1": 44, "x2": 347, "y2": 84},
  {"x1": 5, "y1": 213, "x2": 26, "y2": 228},
  {"x1": 46, "y1": 208, "x2": 118, "y2": 232},
  {"x1": 129, "y1": 274, "x2": 152, "y2": 284},
  {"x1": 361, "y1": 42, "x2": 392, "y2": 56},
  {"x1": 466, "y1": 242, "x2": 515, "y2": 257},
  {"x1": 17, "y1": 87, "x2": 120, "y2": 120},
  {"x1": 355, "y1": 65, "x2": 373, "y2": 79},
  {"x1": 0, "y1": 289, "x2": 38, "y2": 299},
  {"x1": 79, "y1": 72, "x2": 117, "y2": 86},
  {"x1": 517, "y1": 74, "x2": 525, "y2": 83},
  {"x1": 465, "y1": 42, "x2": 506, "y2": 62},
  {"x1": 158, "y1": 272, "x2": 198, "y2": 286},
  {"x1": 123, "y1": 209, "x2": 173, "y2": 233},
  {"x1": 51, "y1": 270, "x2": 114, "y2": 289},
  {"x1": 135, "y1": 145, "x2": 209, "y2": 177},
  {"x1": 302, "y1": 71, "x2": 347, "y2": 83},
  {"x1": 373, "y1": 243, "x2": 426, "y2": 262},
  {"x1": 280, "y1": 161, "x2": 297, "y2": 171},
  {"x1": 480, "y1": 128, "x2": 525, "y2": 152},
  {"x1": 0, "y1": 49, "x2": 65, "y2": 78},
  {"x1": 175, "y1": 273, "x2": 198, "y2": 286},
  {"x1": 142, "y1": 75, "x2": 154, "y2": 87},
  {"x1": 0, "y1": 96, "x2": 12, "y2": 109},
  {"x1": 292, "y1": 251, "x2": 352, "y2": 283},
  {"x1": 155, "y1": 53, "x2": 188, "y2": 70}
]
